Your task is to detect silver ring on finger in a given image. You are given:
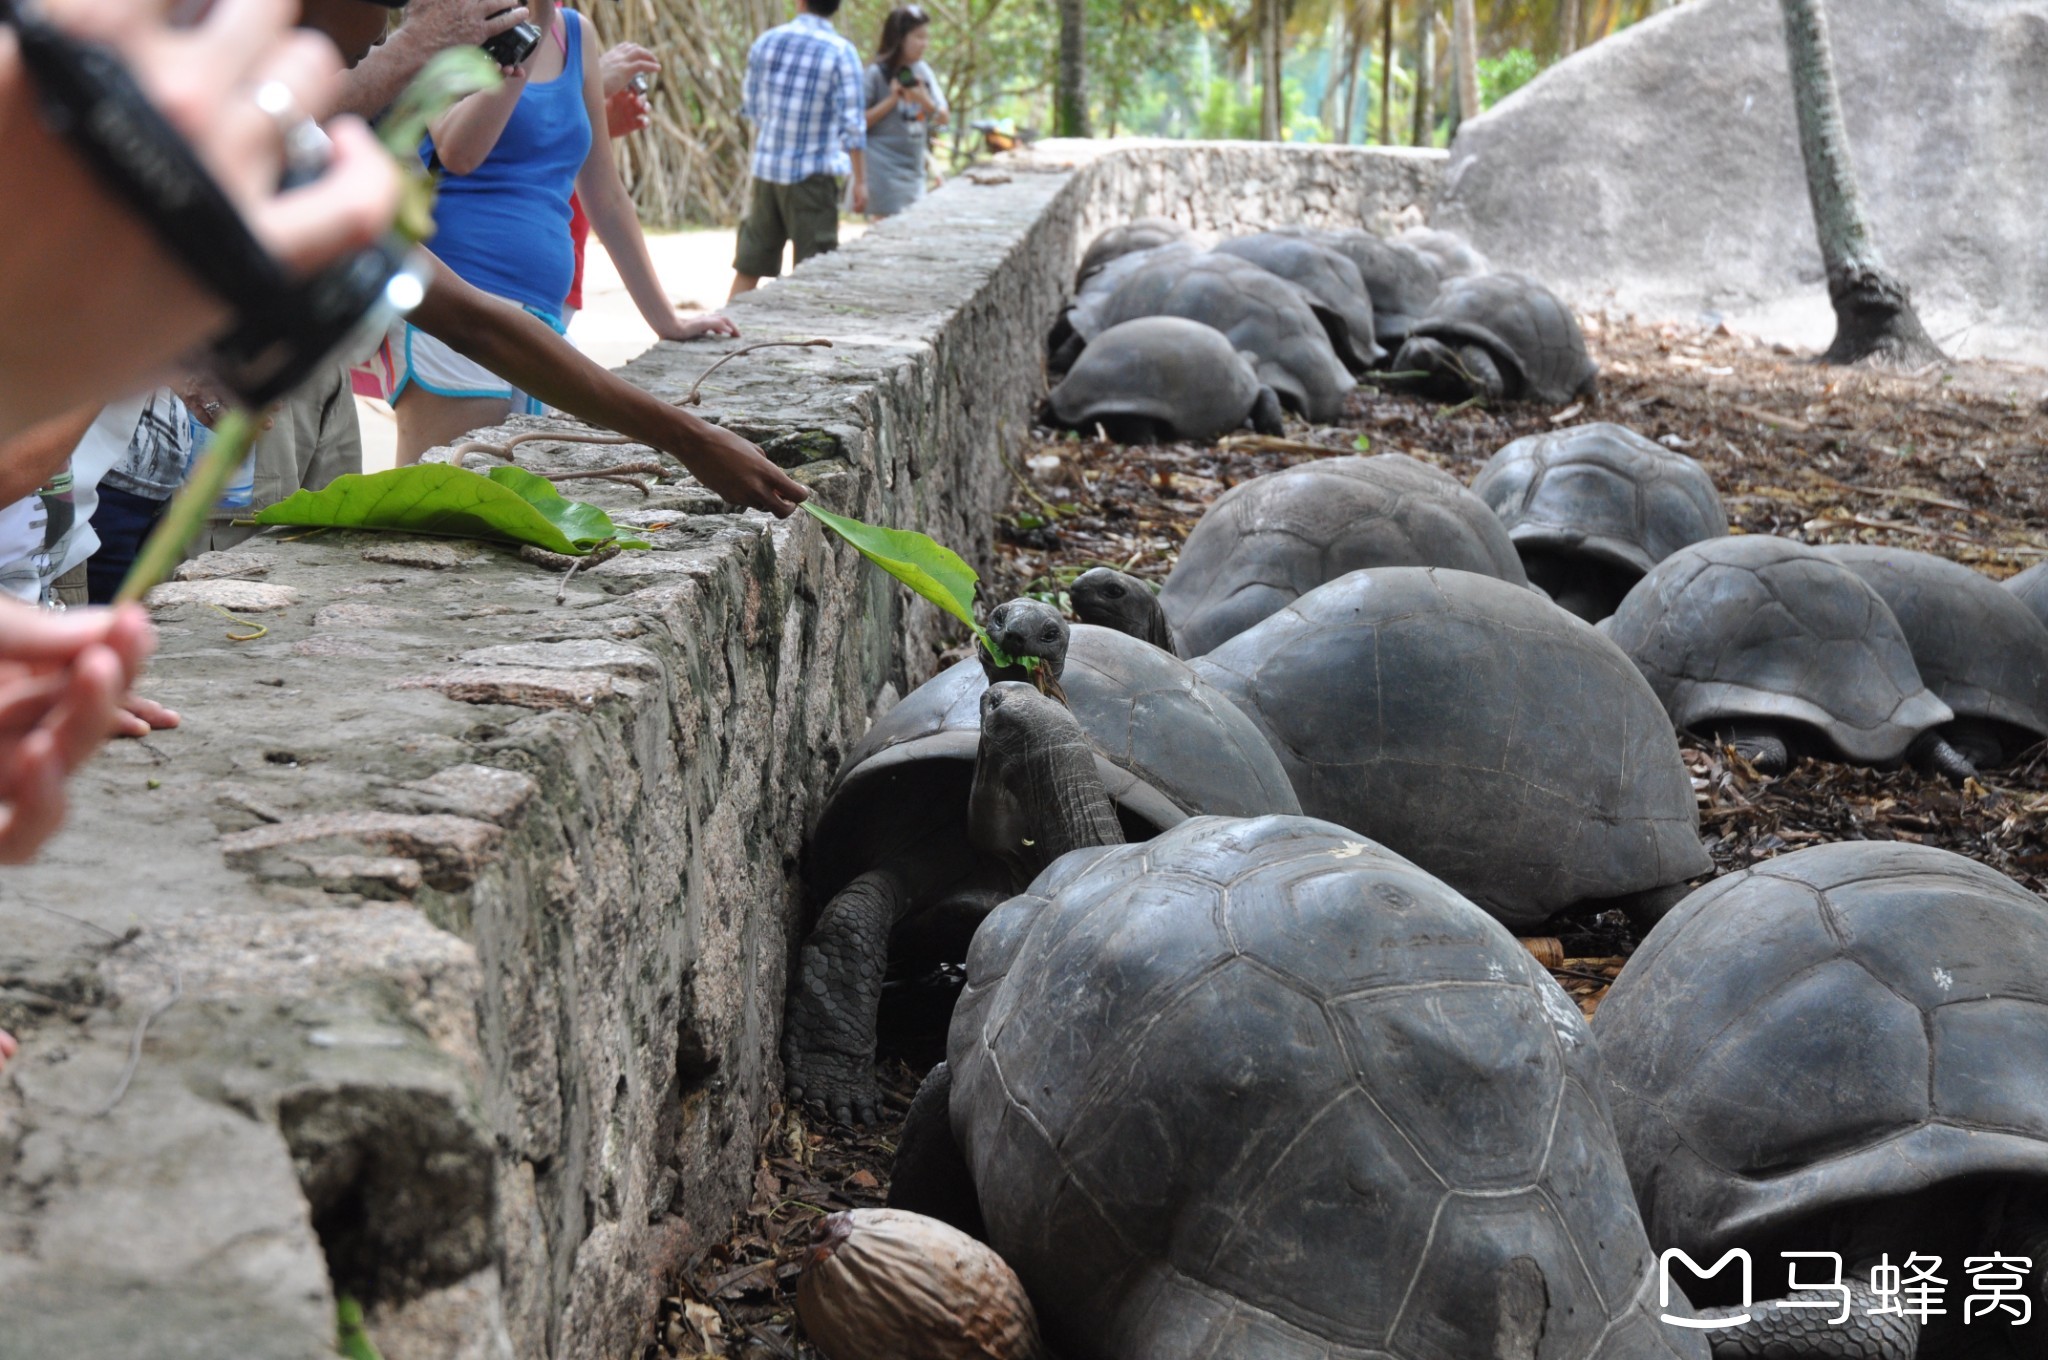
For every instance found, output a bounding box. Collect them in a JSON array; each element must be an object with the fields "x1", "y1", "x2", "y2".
[{"x1": 252, "y1": 80, "x2": 333, "y2": 186}]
